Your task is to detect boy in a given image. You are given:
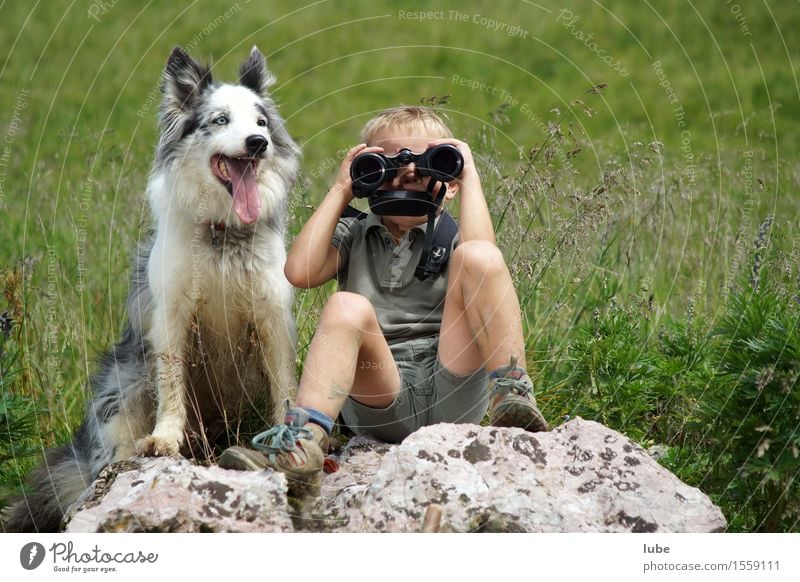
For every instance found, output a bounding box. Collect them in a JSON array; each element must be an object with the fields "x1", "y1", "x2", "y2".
[{"x1": 220, "y1": 107, "x2": 547, "y2": 491}]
